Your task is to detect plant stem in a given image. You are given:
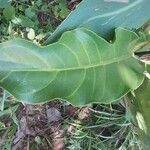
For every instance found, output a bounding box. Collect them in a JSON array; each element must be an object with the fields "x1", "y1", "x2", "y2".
[{"x1": 127, "y1": 78, "x2": 150, "y2": 150}]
